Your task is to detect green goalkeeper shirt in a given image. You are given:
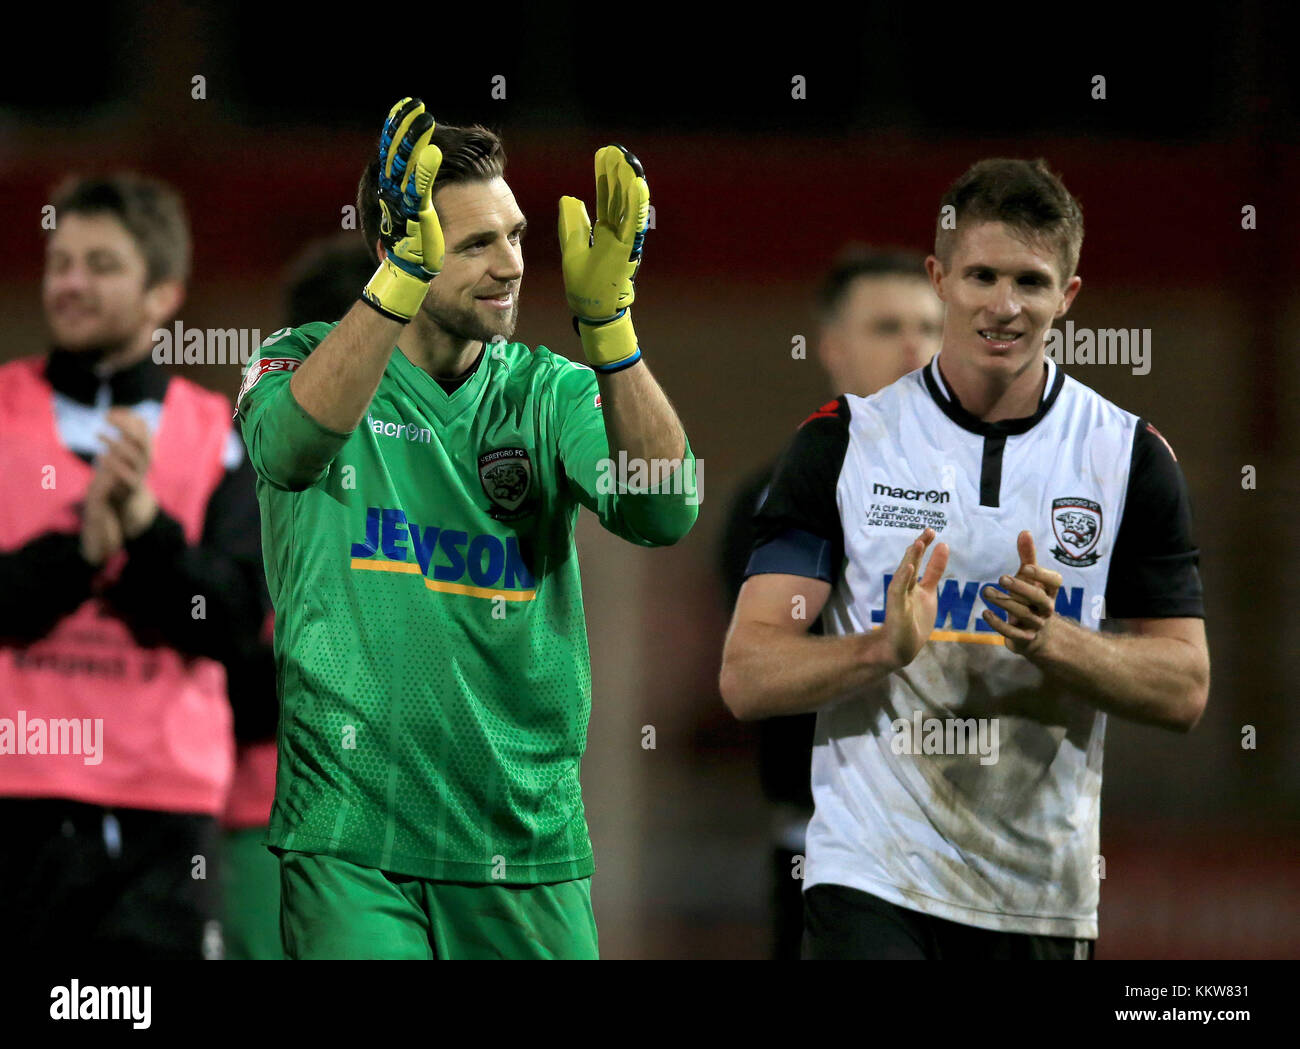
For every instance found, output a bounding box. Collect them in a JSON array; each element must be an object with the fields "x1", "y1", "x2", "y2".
[{"x1": 237, "y1": 322, "x2": 698, "y2": 883}]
